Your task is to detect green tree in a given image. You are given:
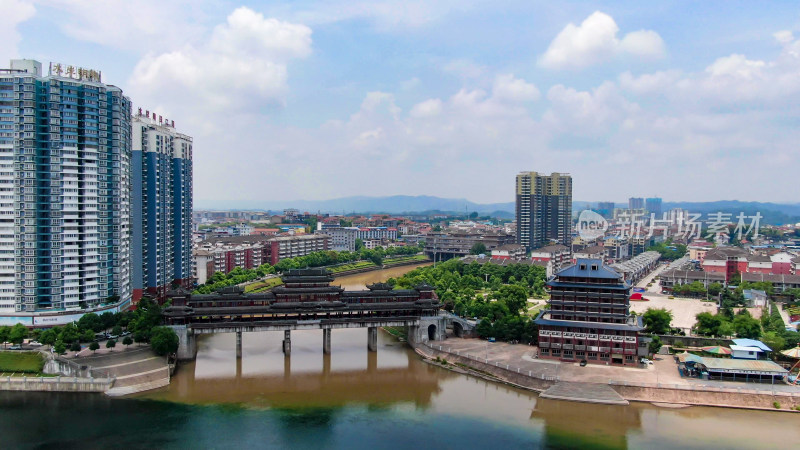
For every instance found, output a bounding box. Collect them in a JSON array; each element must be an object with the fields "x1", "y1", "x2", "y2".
[
  {"x1": 89, "y1": 341, "x2": 100, "y2": 354},
  {"x1": 59, "y1": 323, "x2": 80, "y2": 344},
  {"x1": 112, "y1": 325, "x2": 123, "y2": 337},
  {"x1": 495, "y1": 285, "x2": 528, "y2": 316},
  {"x1": 81, "y1": 330, "x2": 95, "y2": 343},
  {"x1": 150, "y1": 327, "x2": 179, "y2": 356},
  {"x1": 761, "y1": 331, "x2": 785, "y2": 354},
  {"x1": 53, "y1": 340, "x2": 66, "y2": 355},
  {"x1": 718, "y1": 321, "x2": 735, "y2": 338},
  {"x1": 122, "y1": 336, "x2": 133, "y2": 347},
  {"x1": 470, "y1": 242, "x2": 487, "y2": 255},
  {"x1": 106, "y1": 339, "x2": 117, "y2": 351},
  {"x1": 648, "y1": 335, "x2": 663, "y2": 355},
  {"x1": 694, "y1": 312, "x2": 723, "y2": 336},
  {"x1": 77, "y1": 313, "x2": 103, "y2": 333},
  {"x1": 476, "y1": 319, "x2": 493, "y2": 338},
  {"x1": 354, "y1": 239, "x2": 365, "y2": 251},
  {"x1": 642, "y1": 308, "x2": 673, "y2": 335},
  {"x1": 707, "y1": 282, "x2": 724, "y2": 297},
  {"x1": 733, "y1": 311, "x2": 762, "y2": 338},
  {"x1": 69, "y1": 341, "x2": 81, "y2": 353},
  {"x1": 0, "y1": 326, "x2": 9, "y2": 347},
  {"x1": 8, "y1": 323, "x2": 27, "y2": 344},
  {"x1": 39, "y1": 329, "x2": 57, "y2": 346}
]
